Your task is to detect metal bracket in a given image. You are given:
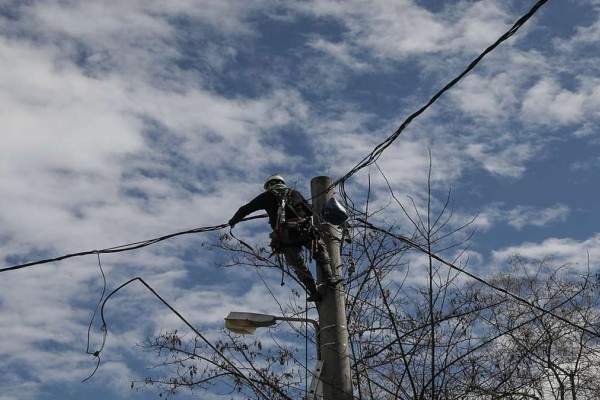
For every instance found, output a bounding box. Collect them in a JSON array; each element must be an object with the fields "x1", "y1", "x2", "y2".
[{"x1": 307, "y1": 360, "x2": 324, "y2": 399}]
